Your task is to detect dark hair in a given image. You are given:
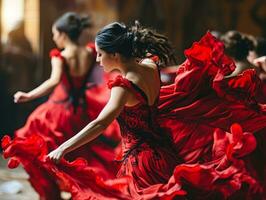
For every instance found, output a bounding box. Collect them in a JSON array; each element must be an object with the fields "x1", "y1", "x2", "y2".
[
  {"x1": 221, "y1": 30, "x2": 254, "y2": 61},
  {"x1": 253, "y1": 37, "x2": 266, "y2": 57},
  {"x1": 95, "y1": 21, "x2": 177, "y2": 67},
  {"x1": 54, "y1": 12, "x2": 91, "y2": 41}
]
